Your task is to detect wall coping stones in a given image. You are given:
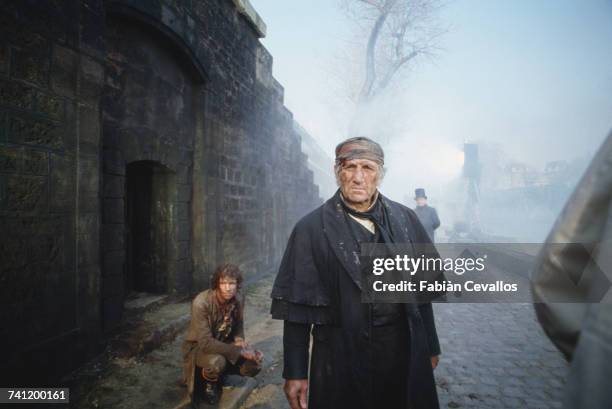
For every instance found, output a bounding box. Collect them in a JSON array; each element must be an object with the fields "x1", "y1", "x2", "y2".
[{"x1": 232, "y1": 0, "x2": 267, "y2": 38}]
